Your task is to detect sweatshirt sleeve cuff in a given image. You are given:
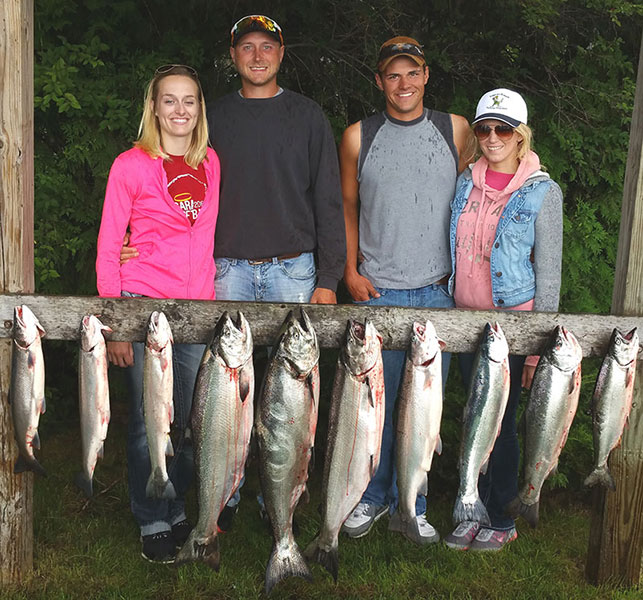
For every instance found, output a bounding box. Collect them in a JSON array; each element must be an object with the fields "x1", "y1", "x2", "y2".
[{"x1": 316, "y1": 273, "x2": 340, "y2": 293}]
